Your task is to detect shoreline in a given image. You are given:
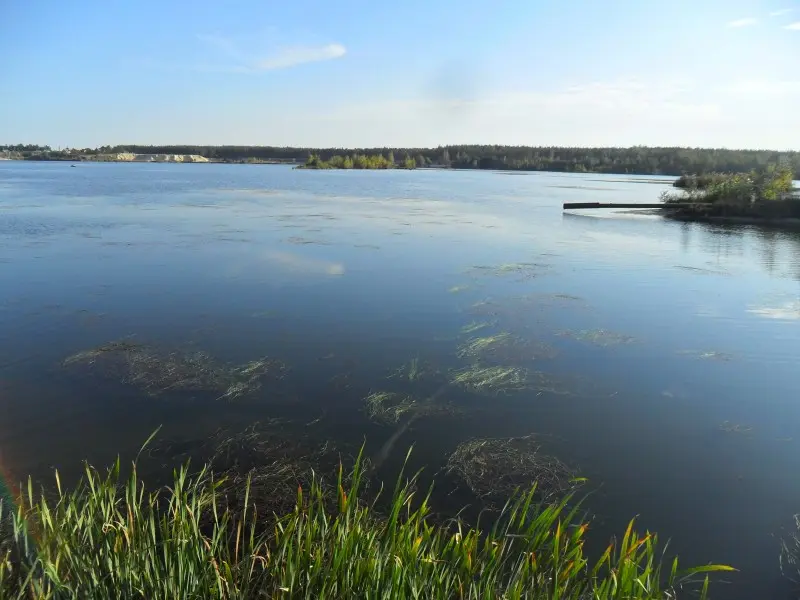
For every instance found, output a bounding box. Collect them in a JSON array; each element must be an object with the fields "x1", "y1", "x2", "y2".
[{"x1": 5, "y1": 156, "x2": 679, "y2": 178}]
